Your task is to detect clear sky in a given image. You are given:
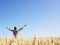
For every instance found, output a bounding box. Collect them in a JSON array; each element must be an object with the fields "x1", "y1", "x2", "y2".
[{"x1": 0, "y1": 0, "x2": 60, "y2": 37}]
